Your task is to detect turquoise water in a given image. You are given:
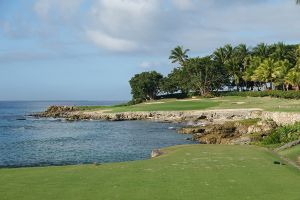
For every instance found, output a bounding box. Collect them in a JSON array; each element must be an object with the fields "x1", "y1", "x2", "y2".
[{"x1": 0, "y1": 101, "x2": 193, "y2": 167}]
